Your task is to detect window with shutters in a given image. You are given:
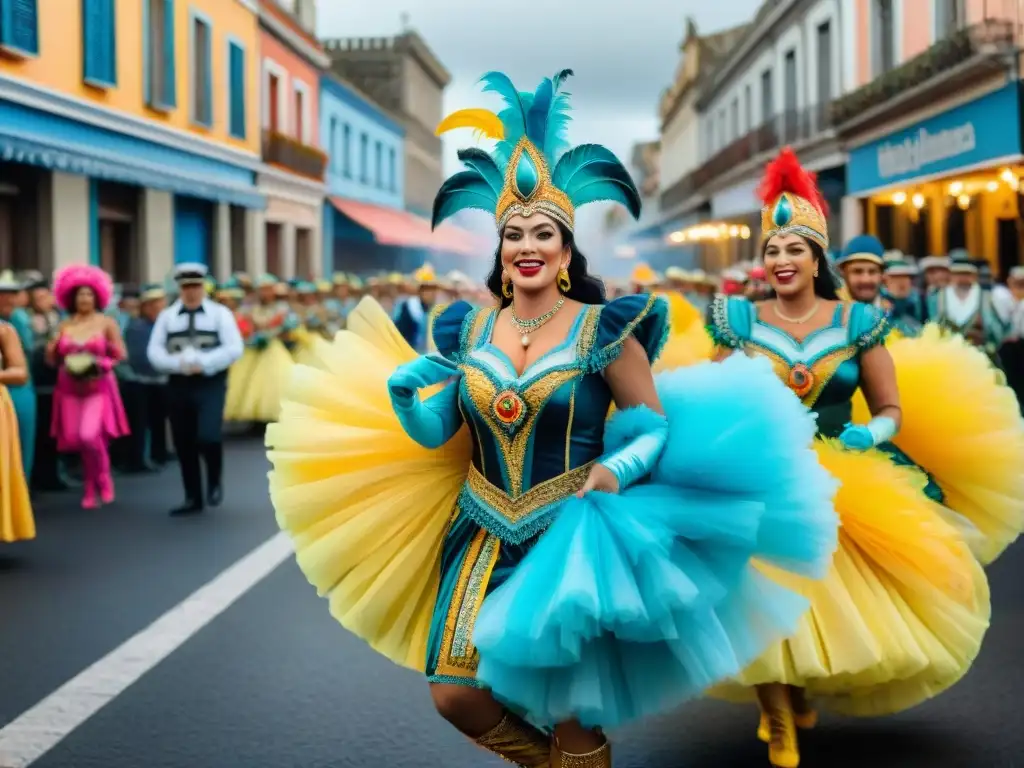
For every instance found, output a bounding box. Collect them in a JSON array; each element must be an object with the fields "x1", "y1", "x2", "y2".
[
  {"x1": 190, "y1": 12, "x2": 212, "y2": 127},
  {"x1": 359, "y1": 132, "x2": 368, "y2": 183},
  {"x1": 145, "y1": 0, "x2": 176, "y2": 110},
  {"x1": 227, "y1": 40, "x2": 246, "y2": 139},
  {"x1": 343, "y1": 124, "x2": 351, "y2": 178},
  {"x1": 82, "y1": 0, "x2": 116, "y2": 86},
  {"x1": 0, "y1": 0, "x2": 40, "y2": 56},
  {"x1": 328, "y1": 117, "x2": 337, "y2": 172},
  {"x1": 374, "y1": 141, "x2": 382, "y2": 188}
]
